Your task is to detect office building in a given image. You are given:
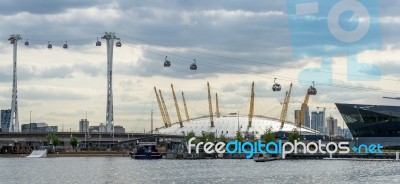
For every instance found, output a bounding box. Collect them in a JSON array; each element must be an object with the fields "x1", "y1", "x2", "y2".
[
  {"x1": 1, "y1": 109, "x2": 11, "y2": 132},
  {"x1": 294, "y1": 106, "x2": 310, "y2": 128},
  {"x1": 79, "y1": 119, "x2": 89, "y2": 133},
  {"x1": 311, "y1": 111, "x2": 325, "y2": 133},
  {"x1": 326, "y1": 116, "x2": 338, "y2": 136}
]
